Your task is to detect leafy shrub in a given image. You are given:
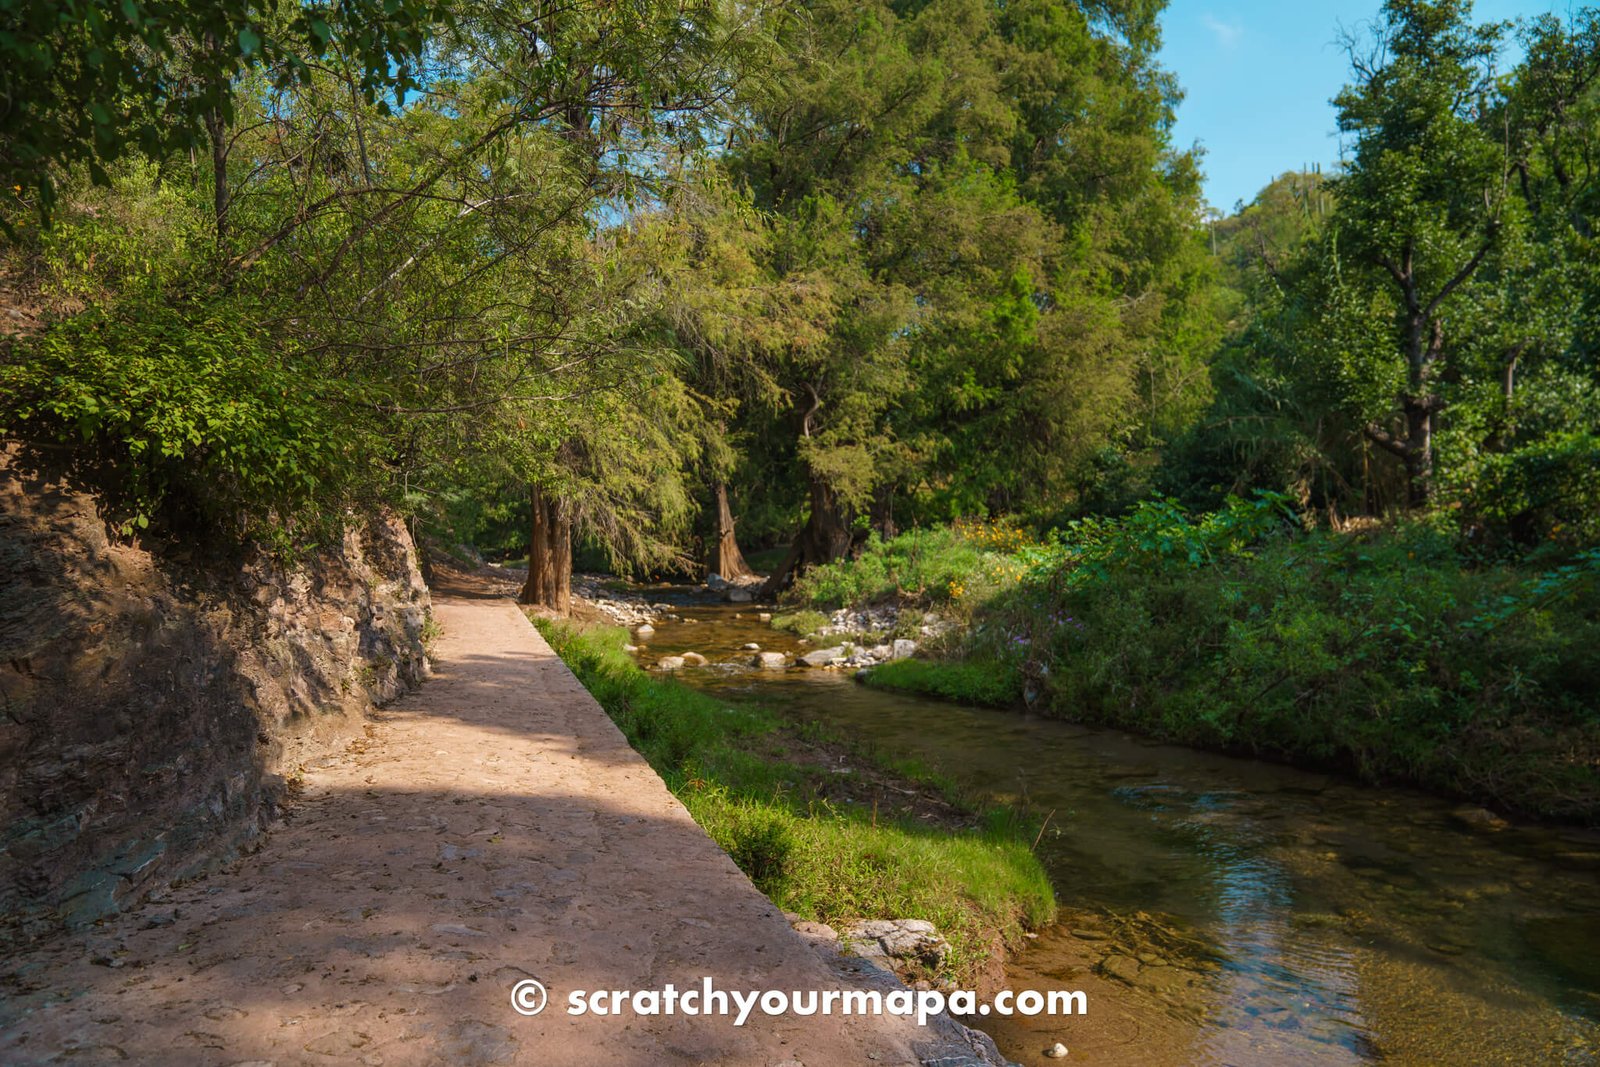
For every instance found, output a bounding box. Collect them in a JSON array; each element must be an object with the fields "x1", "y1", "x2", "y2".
[
  {"x1": 1, "y1": 299, "x2": 363, "y2": 542},
  {"x1": 790, "y1": 526, "x2": 1021, "y2": 609},
  {"x1": 723, "y1": 806, "x2": 794, "y2": 894},
  {"x1": 1454, "y1": 432, "x2": 1600, "y2": 548},
  {"x1": 1017, "y1": 491, "x2": 1301, "y2": 586}
]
